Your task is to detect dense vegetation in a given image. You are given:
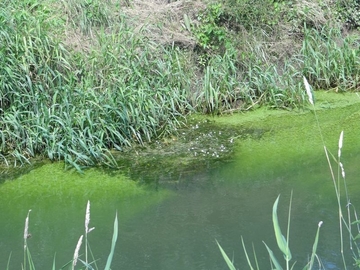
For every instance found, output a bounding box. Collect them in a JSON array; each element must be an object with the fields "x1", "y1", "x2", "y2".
[{"x1": 1, "y1": 0, "x2": 359, "y2": 168}]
